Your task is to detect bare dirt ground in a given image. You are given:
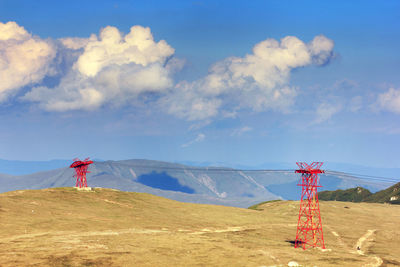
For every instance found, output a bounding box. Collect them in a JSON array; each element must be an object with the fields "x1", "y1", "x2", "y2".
[{"x1": 0, "y1": 188, "x2": 399, "y2": 266}]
